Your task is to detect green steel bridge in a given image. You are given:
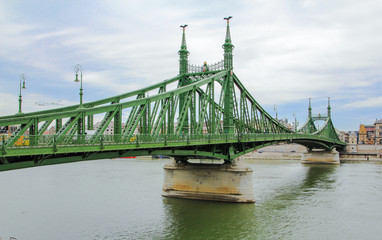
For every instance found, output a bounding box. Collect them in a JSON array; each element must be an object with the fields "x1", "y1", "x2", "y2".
[{"x1": 0, "y1": 18, "x2": 345, "y2": 171}]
